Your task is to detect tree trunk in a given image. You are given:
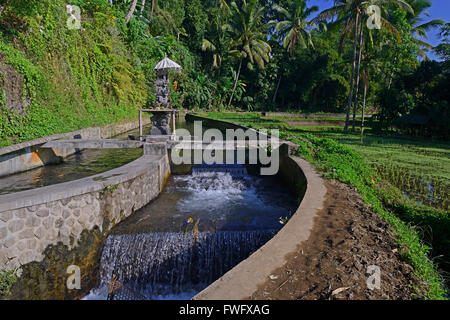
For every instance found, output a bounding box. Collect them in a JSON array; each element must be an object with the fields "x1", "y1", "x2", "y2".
[
  {"x1": 272, "y1": 74, "x2": 282, "y2": 104},
  {"x1": 387, "y1": 56, "x2": 398, "y2": 90},
  {"x1": 361, "y1": 77, "x2": 367, "y2": 135},
  {"x1": 140, "y1": 0, "x2": 146, "y2": 14},
  {"x1": 344, "y1": 10, "x2": 359, "y2": 133},
  {"x1": 228, "y1": 59, "x2": 243, "y2": 108},
  {"x1": 352, "y1": 19, "x2": 364, "y2": 131},
  {"x1": 125, "y1": 0, "x2": 138, "y2": 23},
  {"x1": 361, "y1": 69, "x2": 368, "y2": 135}
]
